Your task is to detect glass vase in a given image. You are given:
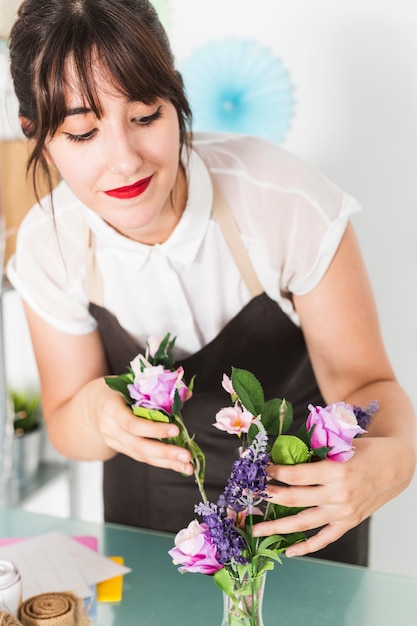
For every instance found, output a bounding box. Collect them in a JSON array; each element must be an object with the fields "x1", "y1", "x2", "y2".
[{"x1": 221, "y1": 571, "x2": 266, "y2": 626}]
